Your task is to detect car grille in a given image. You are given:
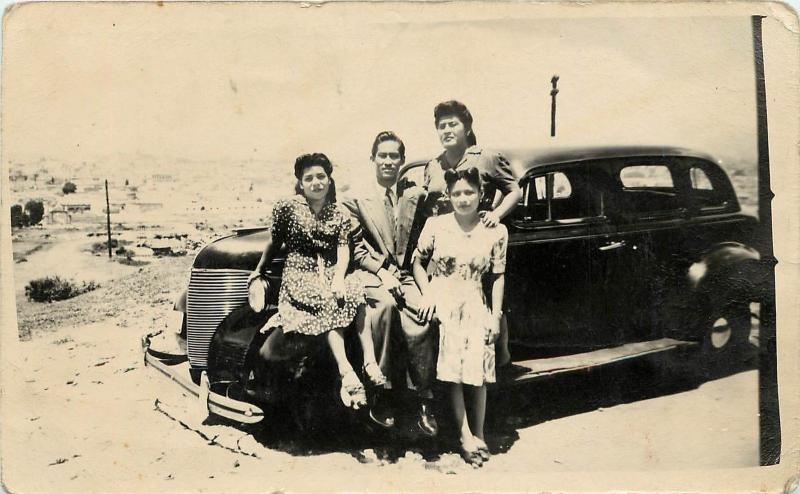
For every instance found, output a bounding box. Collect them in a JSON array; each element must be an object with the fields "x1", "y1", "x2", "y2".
[{"x1": 186, "y1": 268, "x2": 249, "y2": 369}]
